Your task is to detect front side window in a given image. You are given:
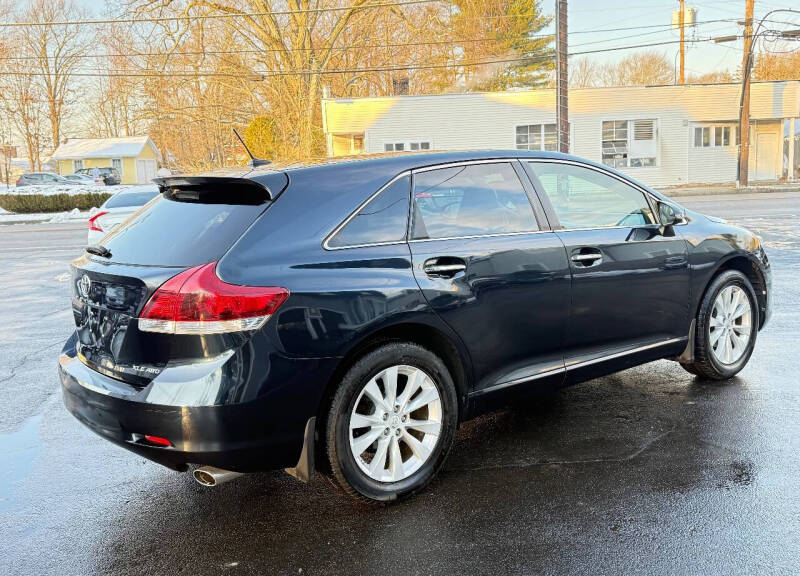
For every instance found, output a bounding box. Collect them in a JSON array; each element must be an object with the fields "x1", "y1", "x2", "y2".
[
  {"x1": 527, "y1": 161, "x2": 655, "y2": 229},
  {"x1": 327, "y1": 174, "x2": 410, "y2": 248},
  {"x1": 603, "y1": 119, "x2": 657, "y2": 168},
  {"x1": 411, "y1": 162, "x2": 537, "y2": 239}
]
